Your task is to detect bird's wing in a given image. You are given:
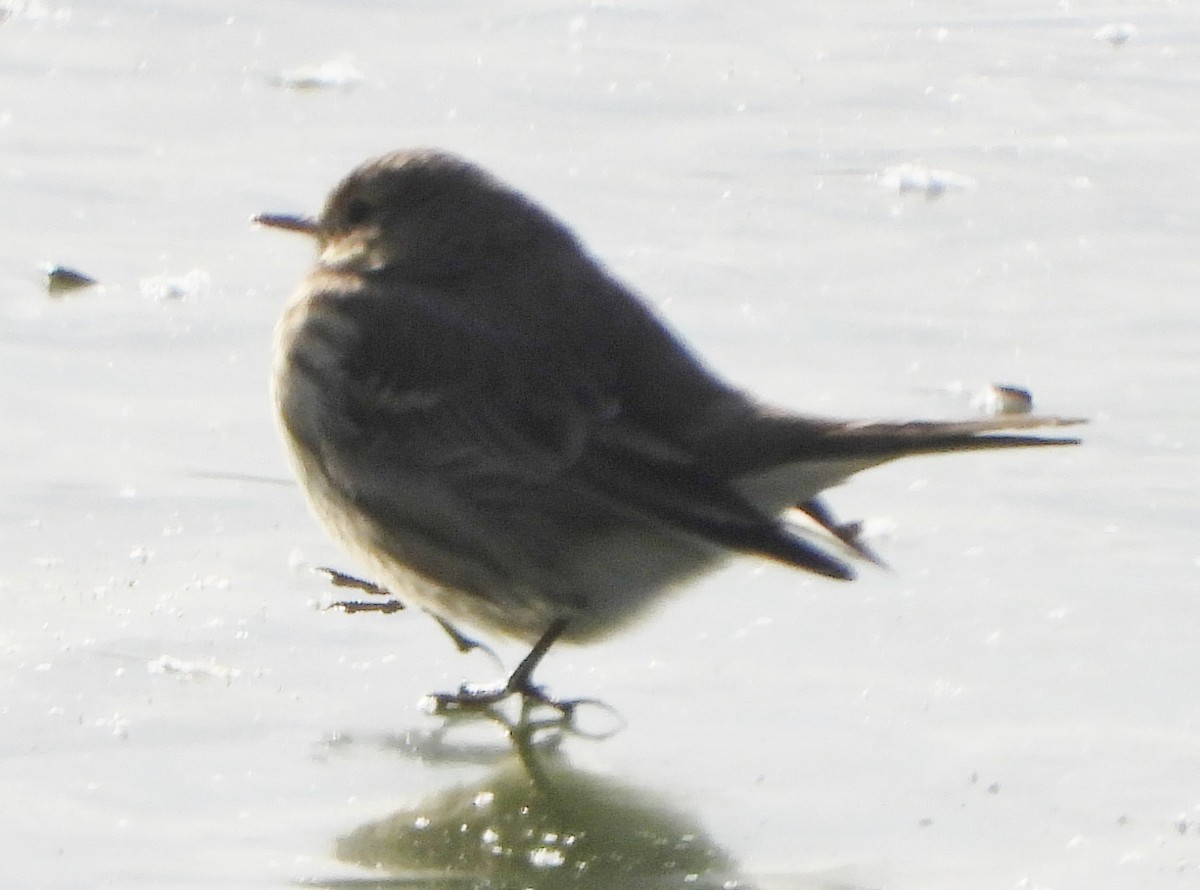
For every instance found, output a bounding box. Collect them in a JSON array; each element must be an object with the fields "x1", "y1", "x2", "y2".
[
  {"x1": 577, "y1": 422, "x2": 856, "y2": 579},
  {"x1": 342, "y1": 377, "x2": 857, "y2": 582},
  {"x1": 315, "y1": 284, "x2": 856, "y2": 582}
]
